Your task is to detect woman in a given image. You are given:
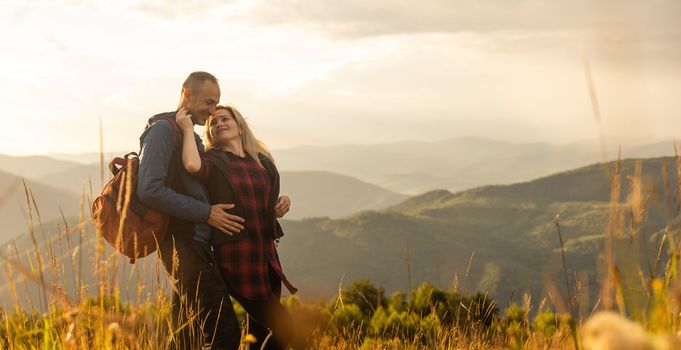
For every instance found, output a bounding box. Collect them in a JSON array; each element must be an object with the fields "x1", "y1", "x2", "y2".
[{"x1": 176, "y1": 105, "x2": 297, "y2": 350}]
